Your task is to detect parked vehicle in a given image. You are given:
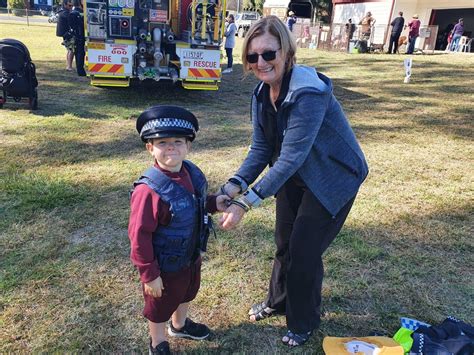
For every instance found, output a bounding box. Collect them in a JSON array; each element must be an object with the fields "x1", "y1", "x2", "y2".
[
  {"x1": 262, "y1": 0, "x2": 314, "y2": 22},
  {"x1": 234, "y1": 12, "x2": 260, "y2": 37},
  {"x1": 83, "y1": 0, "x2": 227, "y2": 89},
  {"x1": 48, "y1": 11, "x2": 58, "y2": 23}
]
